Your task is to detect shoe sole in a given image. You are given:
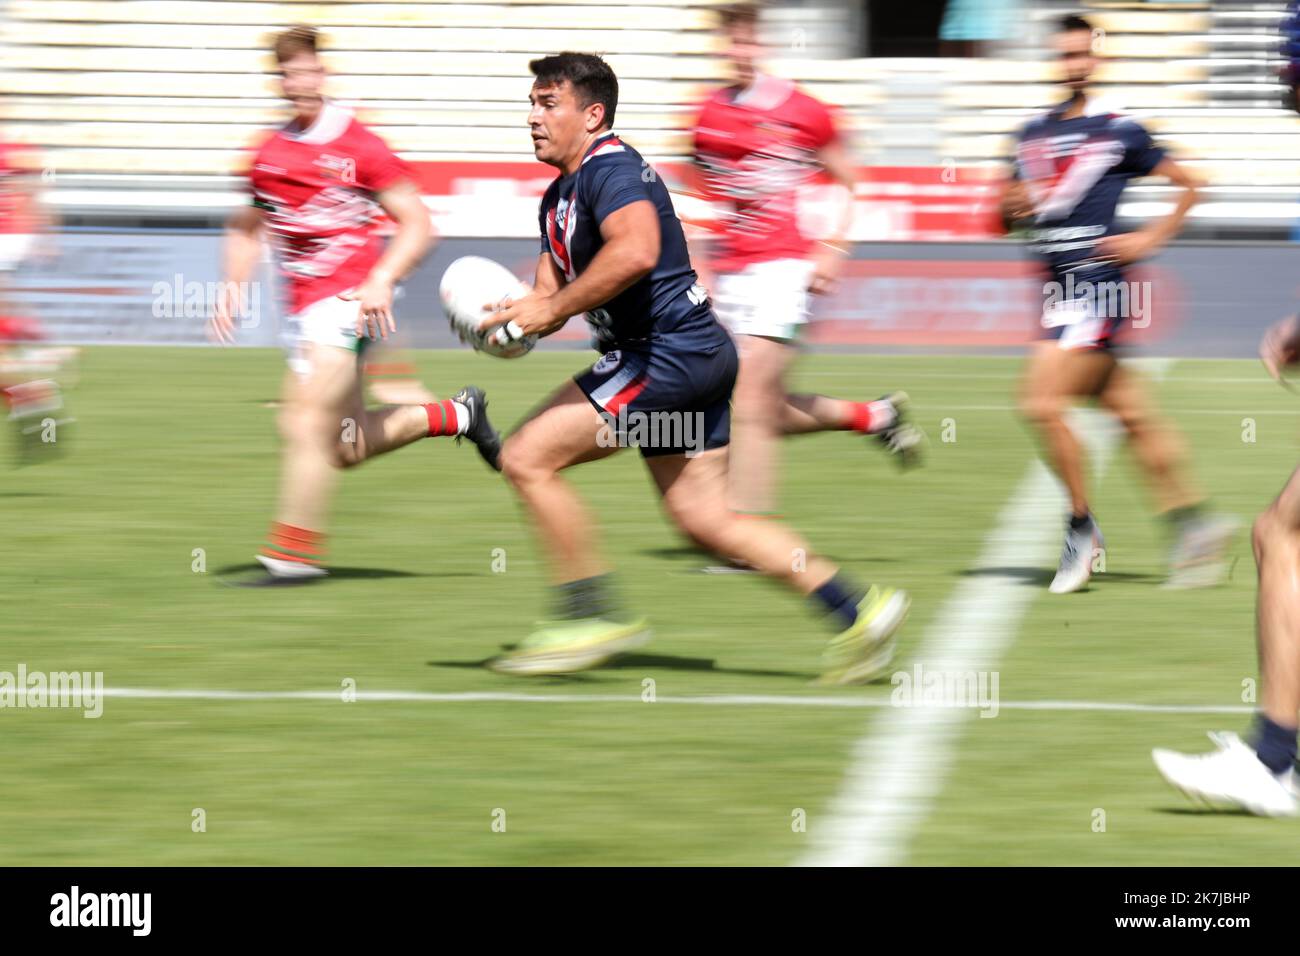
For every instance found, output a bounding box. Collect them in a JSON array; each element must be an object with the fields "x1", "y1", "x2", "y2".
[
  {"x1": 817, "y1": 592, "x2": 910, "y2": 686},
  {"x1": 254, "y1": 554, "x2": 328, "y2": 580},
  {"x1": 488, "y1": 626, "x2": 653, "y2": 676},
  {"x1": 1152, "y1": 749, "x2": 1298, "y2": 817},
  {"x1": 1163, "y1": 519, "x2": 1241, "y2": 590}
]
